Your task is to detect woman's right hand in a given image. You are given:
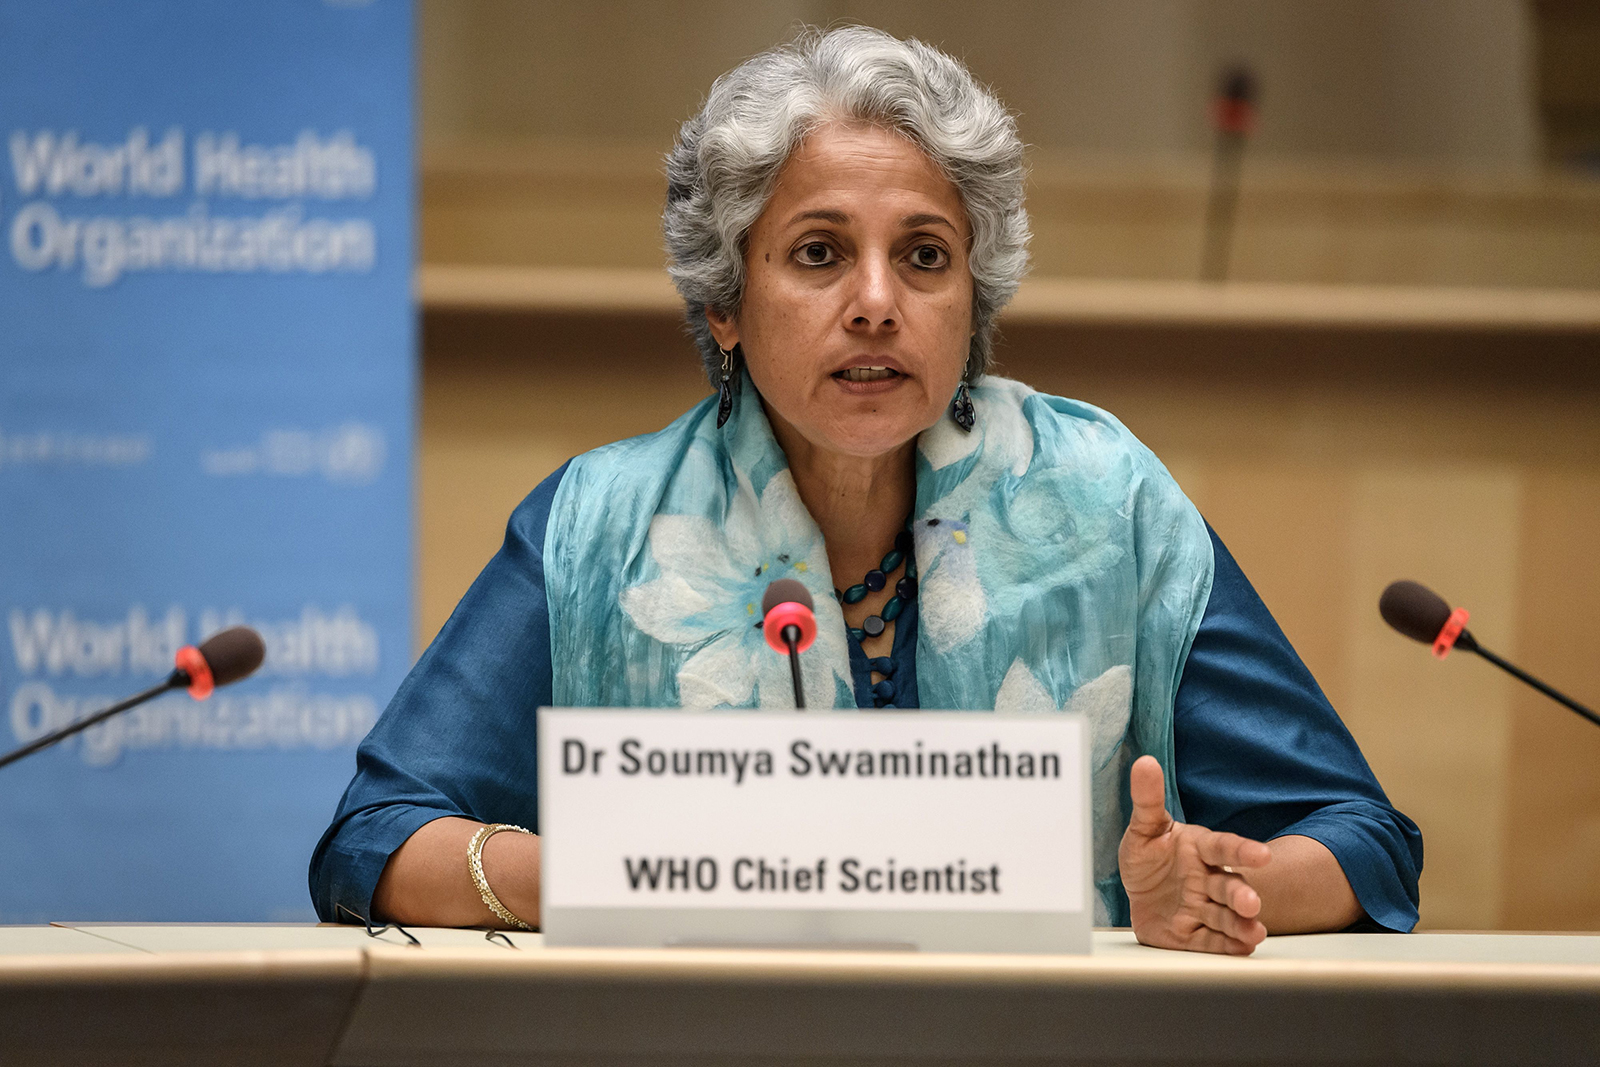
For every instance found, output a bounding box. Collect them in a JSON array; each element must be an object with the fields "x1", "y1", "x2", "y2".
[{"x1": 1117, "y1": 755, "x2": 1271, "y2": 955}]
